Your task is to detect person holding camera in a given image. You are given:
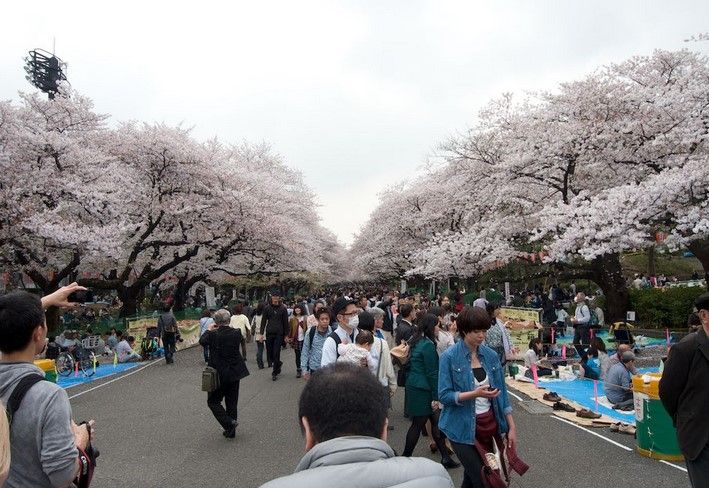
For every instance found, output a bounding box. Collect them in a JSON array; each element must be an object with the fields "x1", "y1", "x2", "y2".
[{"x1": 0, "y1": 283, "x2": 97, "y2": 488}]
